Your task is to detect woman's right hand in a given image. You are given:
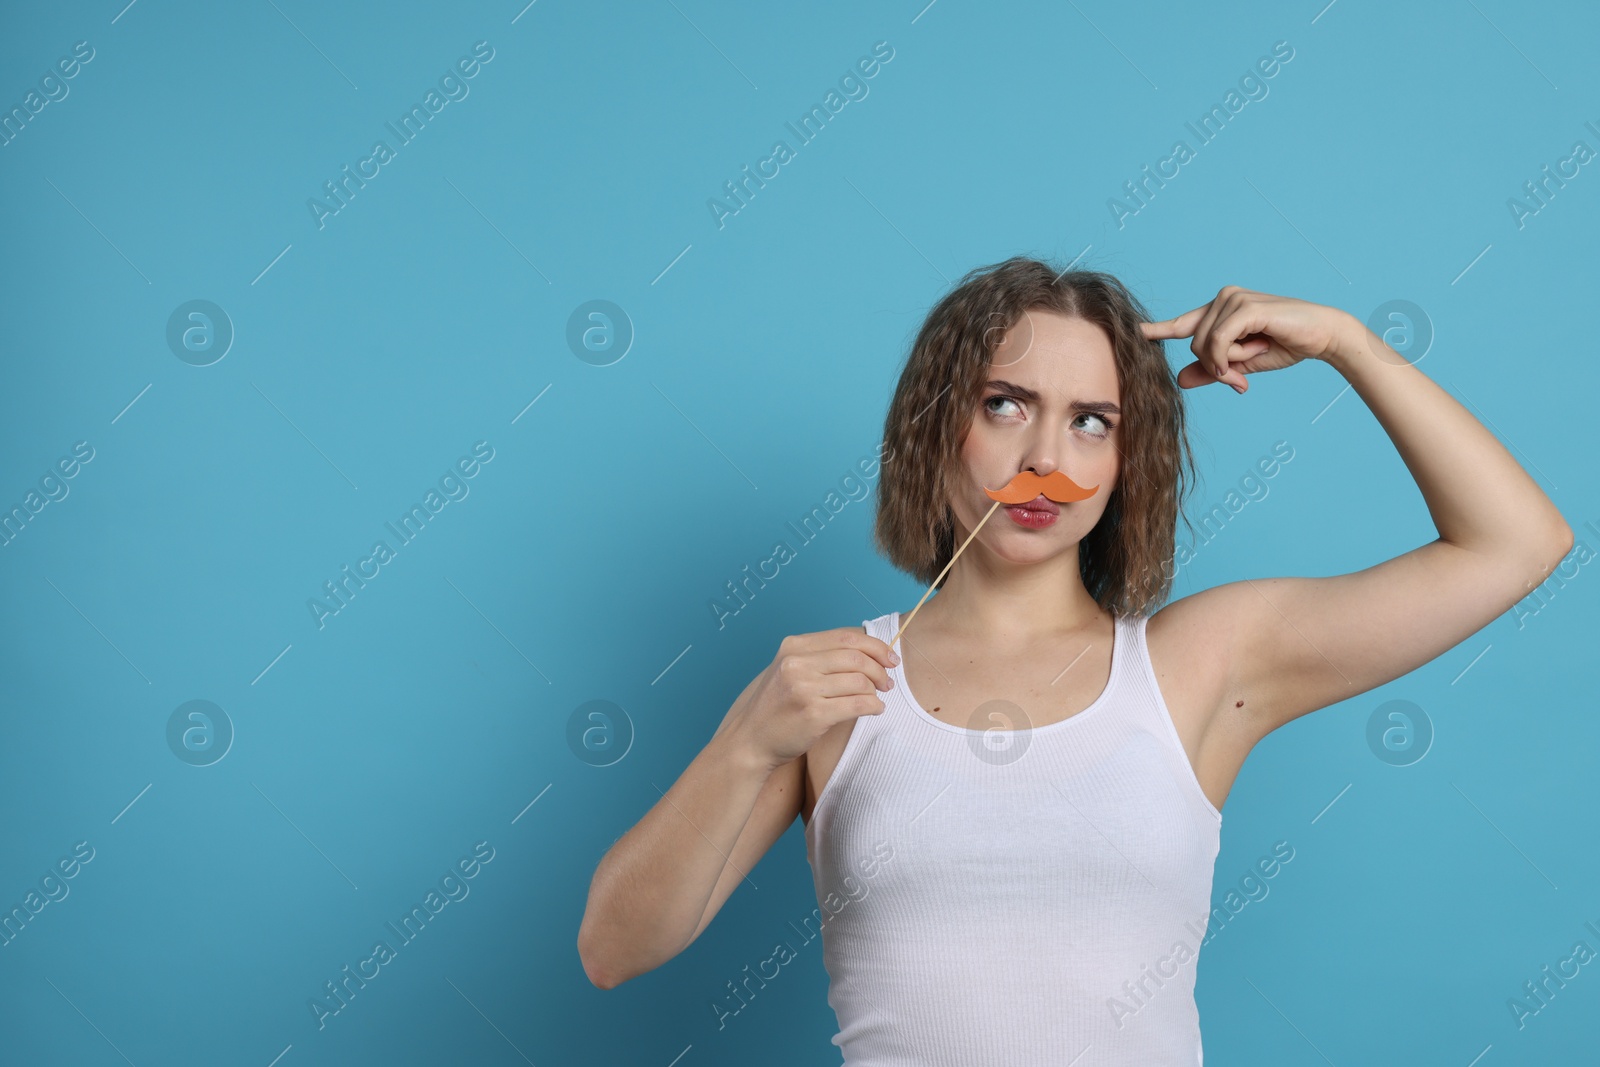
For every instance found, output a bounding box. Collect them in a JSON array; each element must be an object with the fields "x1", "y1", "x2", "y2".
[{"x1": 719, "y1": 627, "x2": 901, "y2": 772}]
